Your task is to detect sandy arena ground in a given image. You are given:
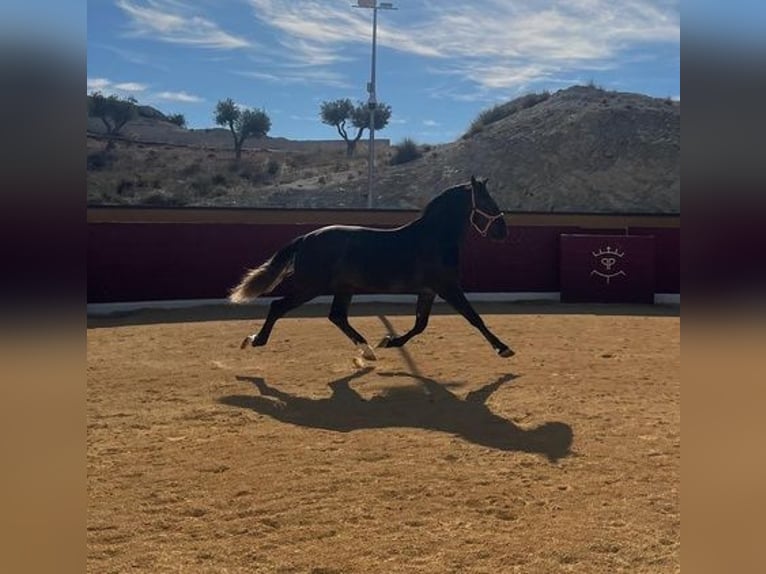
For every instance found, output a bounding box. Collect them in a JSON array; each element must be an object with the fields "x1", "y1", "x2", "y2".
[{"x1": 87, "y1": 302, "x2": 680, "y2": 573}]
